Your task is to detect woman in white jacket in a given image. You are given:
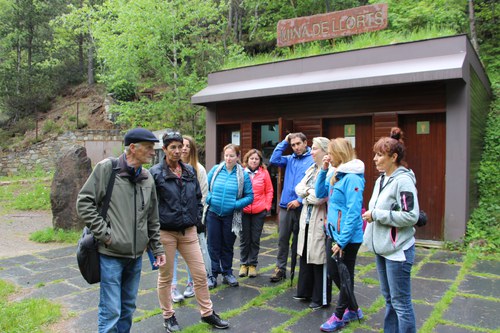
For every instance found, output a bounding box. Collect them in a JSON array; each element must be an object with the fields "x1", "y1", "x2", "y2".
[
  {"x1": 362, "y1": 127, "x2": 419, "y2": 333},
  {"x1": 294, "y1": 137, "x2": 331, "y2": 310}
]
